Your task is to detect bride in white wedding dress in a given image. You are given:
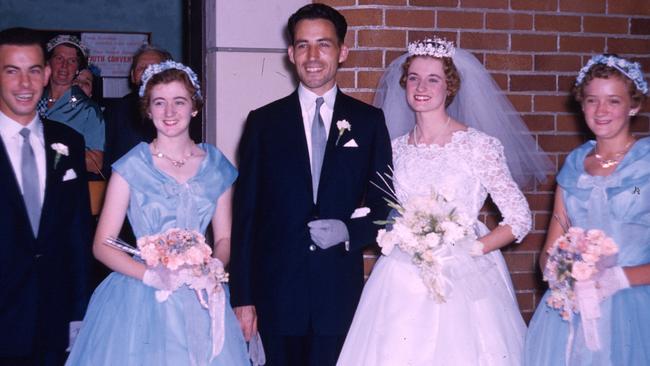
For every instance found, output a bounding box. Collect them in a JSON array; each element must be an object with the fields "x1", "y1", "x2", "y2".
[{"x1": 337, "y1": 38, "x2": 552, "y2": 366}]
